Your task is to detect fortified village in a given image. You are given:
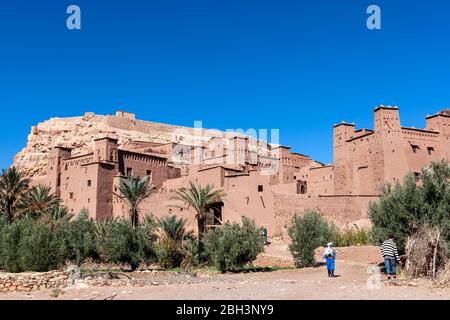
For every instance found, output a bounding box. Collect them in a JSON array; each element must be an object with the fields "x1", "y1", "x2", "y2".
[{"x1": 14, "y1": 105, "x2": 450, "y2": 237}]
